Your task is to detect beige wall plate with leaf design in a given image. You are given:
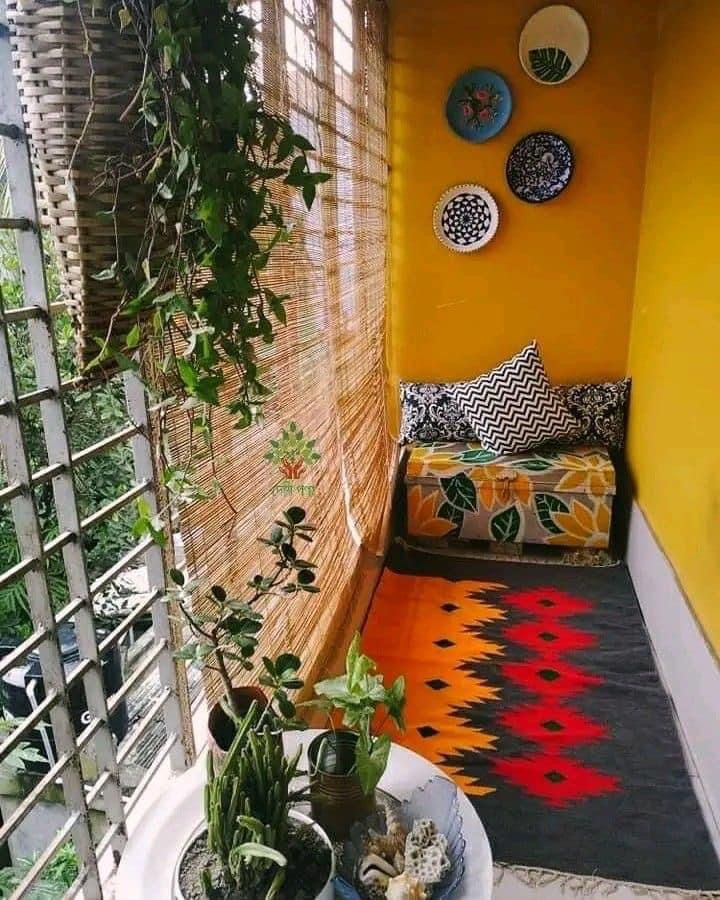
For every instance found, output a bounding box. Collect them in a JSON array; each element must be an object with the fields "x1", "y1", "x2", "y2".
[{"x1": 519, "y1": 5, "x2": 590, "y2": 85}]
